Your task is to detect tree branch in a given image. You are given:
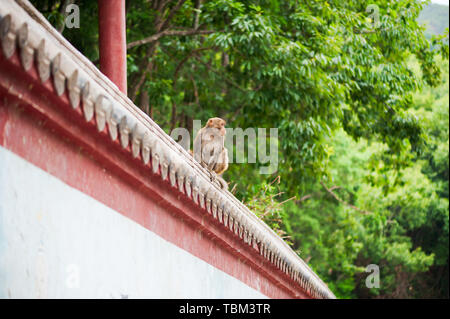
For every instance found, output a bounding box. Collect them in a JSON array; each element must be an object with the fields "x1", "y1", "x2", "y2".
[
  {"x1": 127, "y1": 29, "x2": 217, "y2": 49},
  {"x1": 157, "y1": 0, "x2": 187, "y2": 31},
  {"x1": 320, "y1": 181, "x2": 373, "y2": 215},
  {"x1": 172, "y1": 46, "x2": 216, "y2": 85},
  {"x1": 130, "y1": 0, "x2": 185, "y2": 99},
  {"x1": 295, "y1": 186, "x2": 340, "y2": 204},
  {"x1": 57, "y1": 0, "x2": 74, "y2": 33},
  {"x1": 192, "y1": 55, "x2": 248, "y2": 92},
  {"x1": 130, "y1": 42, "x2": 158, "y2": 101},
  {"x1": 193, "y1": 0, "x2": 201, "y2": 29}
]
